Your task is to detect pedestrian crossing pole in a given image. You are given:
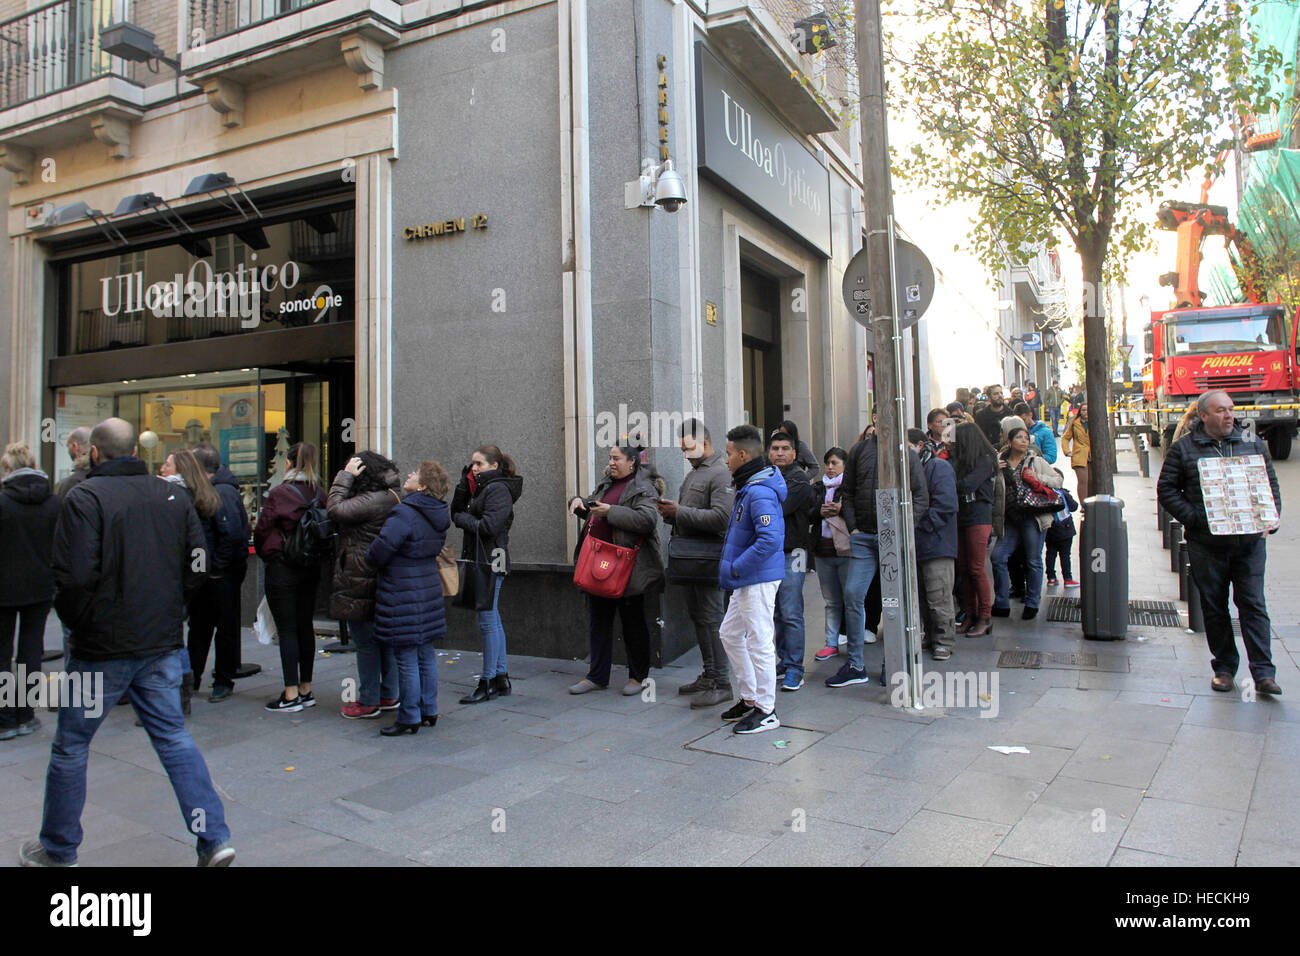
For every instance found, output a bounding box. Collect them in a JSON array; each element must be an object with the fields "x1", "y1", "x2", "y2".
[{"x1": 855, "y1": 0, "x2": 924, "y2": 708}]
